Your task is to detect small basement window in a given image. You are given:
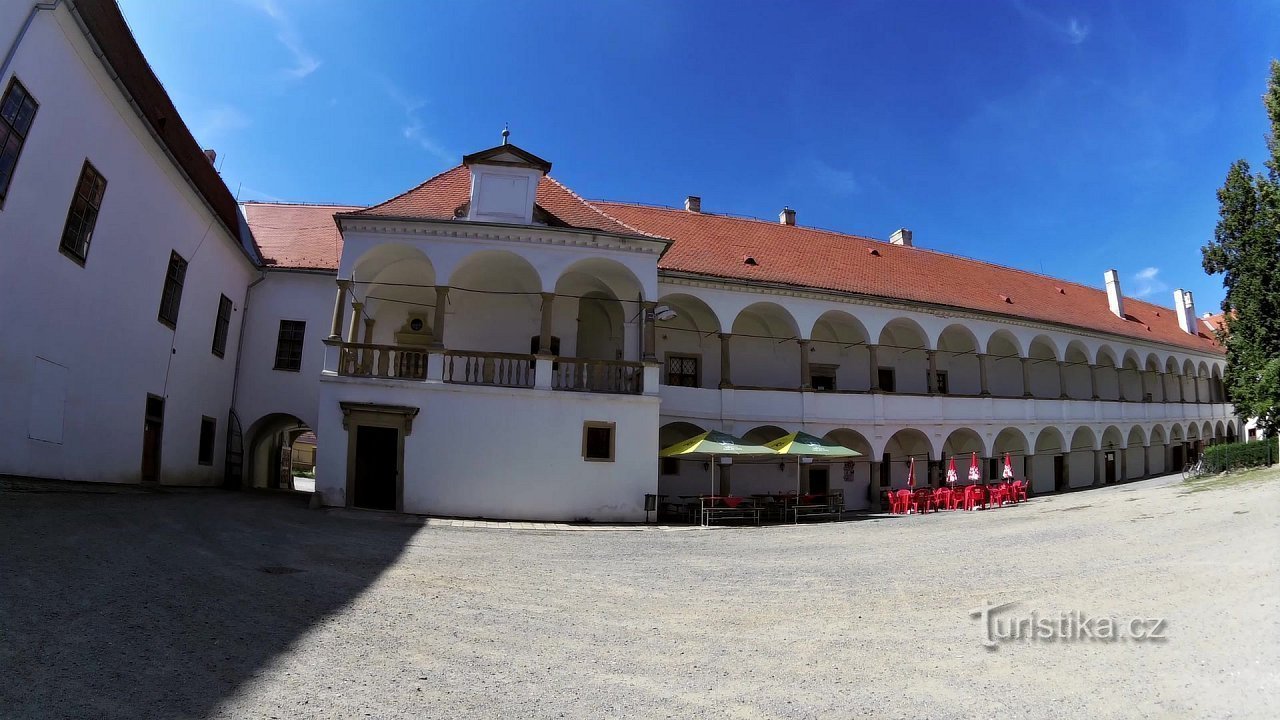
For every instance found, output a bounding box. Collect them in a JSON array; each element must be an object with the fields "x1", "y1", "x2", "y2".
[{"x1": 582, "y1": 421, "x2": 615, "y2": 462}]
